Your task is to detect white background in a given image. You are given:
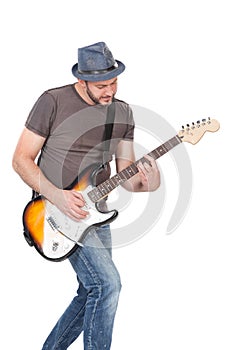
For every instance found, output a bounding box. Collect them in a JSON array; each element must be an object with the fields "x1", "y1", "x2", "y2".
[{"x1": 1, "y1": 0, "x2": 232, "y2": 349}]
